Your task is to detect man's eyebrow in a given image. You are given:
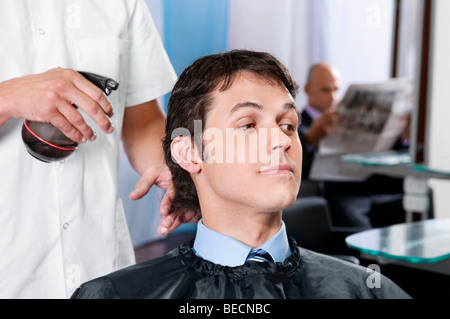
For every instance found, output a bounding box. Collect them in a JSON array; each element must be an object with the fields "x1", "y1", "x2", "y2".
[
  {"x1": 229, "y1": 102, "x2": 263, "y2": 117},
  {"x1": 228, "y1": 101, "x2": 301, "y2": 126},
  {"x1": 283, "y1": 102, "x2": 301, "y2": 125},
  {"x1": 284, "y1": 102, "x2": 298, "y2": 112},
  {"x1": 229, "y1": 101, "x2": 298, "y2": 116}
]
